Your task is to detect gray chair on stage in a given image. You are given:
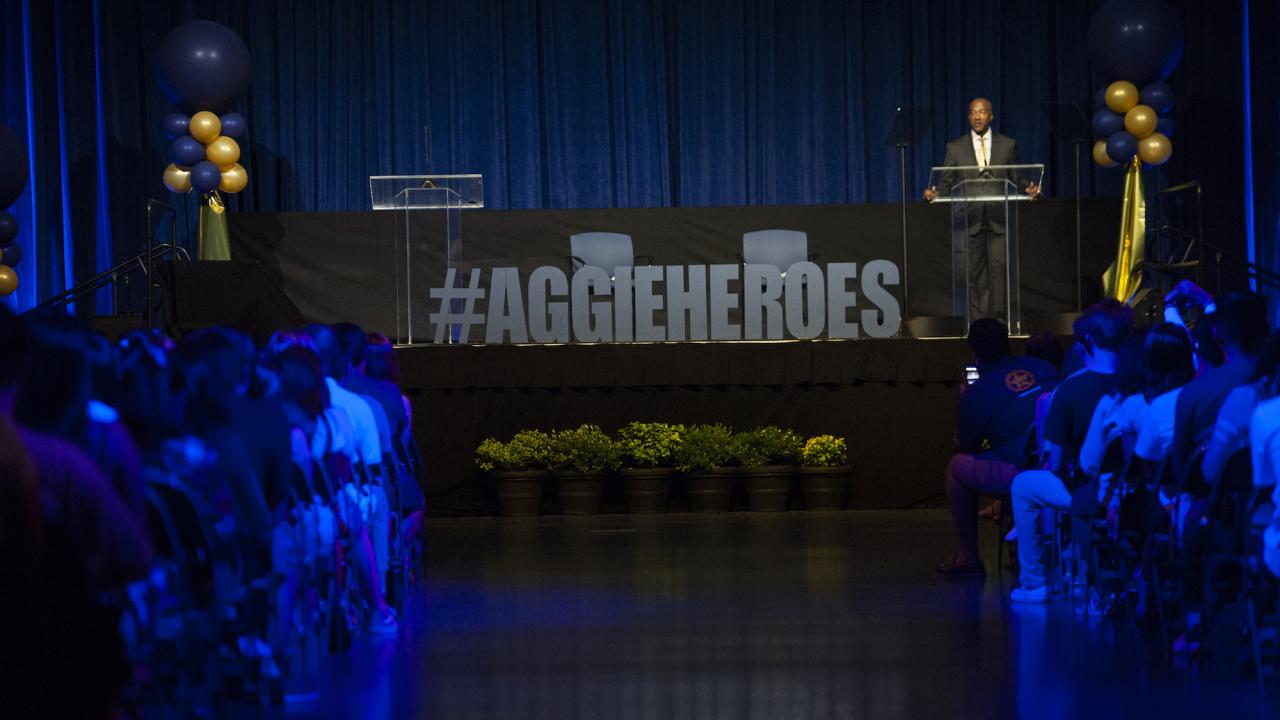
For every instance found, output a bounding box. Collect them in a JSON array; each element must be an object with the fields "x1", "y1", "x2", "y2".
[
  {"x1": 740, "y1": 229, "x2": 816, "y2": 281},
  {"x1": 569, "y1": 232, "x2": 652, "y2": 280}
]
